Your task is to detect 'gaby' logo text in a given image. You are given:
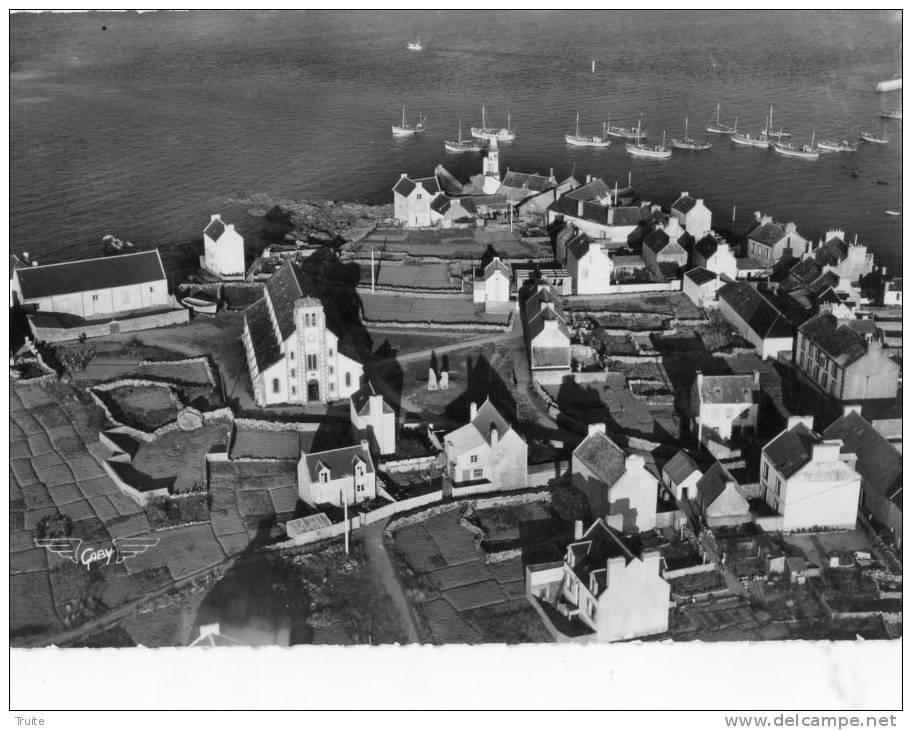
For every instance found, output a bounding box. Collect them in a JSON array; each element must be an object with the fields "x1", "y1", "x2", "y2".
[{"x1": 35, "y1": 537, "x2": 159, "y2": 570}]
